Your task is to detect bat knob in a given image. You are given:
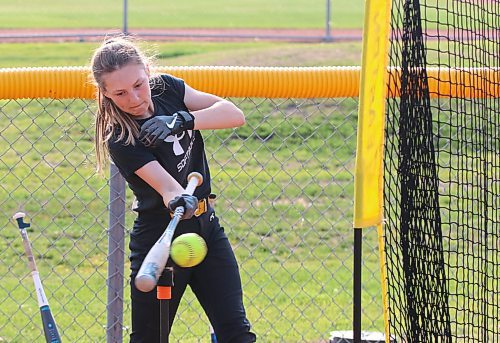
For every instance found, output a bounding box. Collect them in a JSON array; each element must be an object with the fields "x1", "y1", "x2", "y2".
[
  {"x1": 13, "y1": 212, "x2": 26, "y2": 220},
  {"x1": 13, "y1": 212, "x2": 30, "y2": 229},
  {"x1": 187, "y1": 172, "x2": 203, "y2": 186}
]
